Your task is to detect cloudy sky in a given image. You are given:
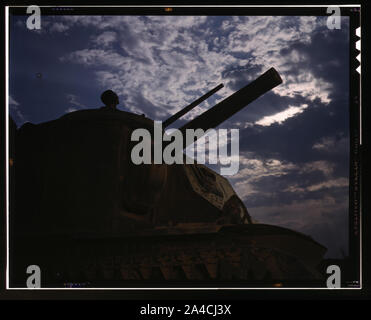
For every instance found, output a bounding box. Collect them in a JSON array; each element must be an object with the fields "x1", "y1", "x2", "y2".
[{"x1": 9, "y1": 14, "x2": 350, "y2": 258}]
